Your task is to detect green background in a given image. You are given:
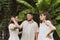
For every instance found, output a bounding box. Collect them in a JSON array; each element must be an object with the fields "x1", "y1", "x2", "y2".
[{"x1": 0, "y1": 0, "x2": 60, "y2": 40}]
